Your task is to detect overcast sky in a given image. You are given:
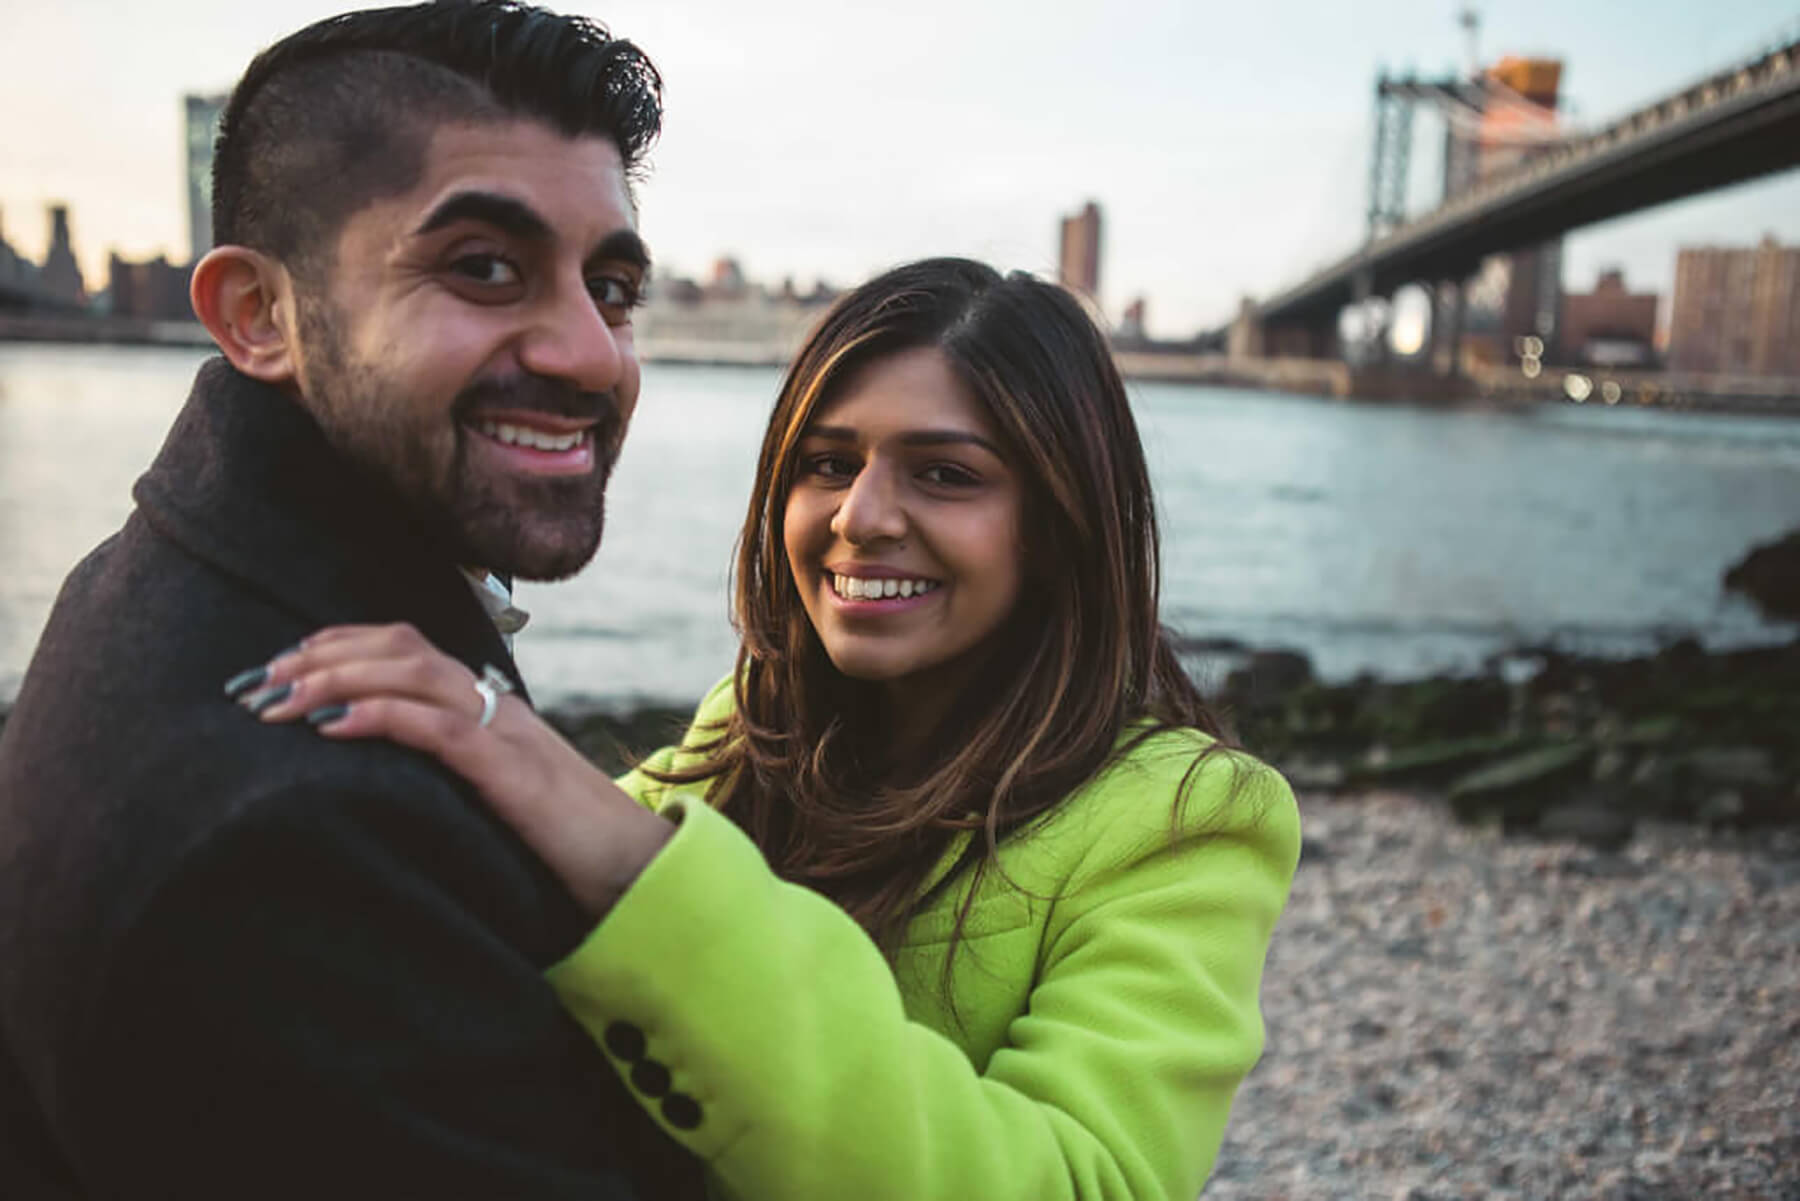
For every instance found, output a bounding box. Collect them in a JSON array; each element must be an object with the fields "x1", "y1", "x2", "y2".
[{"x1": 4, "y1": 0, "x2": 1799, "y2": 336}]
